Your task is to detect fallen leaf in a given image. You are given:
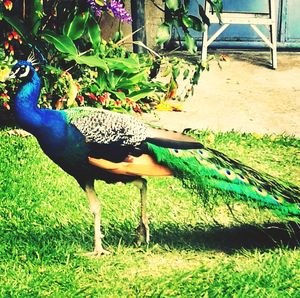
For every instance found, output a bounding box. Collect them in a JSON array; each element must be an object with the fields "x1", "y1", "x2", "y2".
[
  {"x1": 156, "y1": 102, "x2": 183, "y2": 112},
  {"x1": 220, "y1": 54, "x2": 230, "y2": 62}
]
